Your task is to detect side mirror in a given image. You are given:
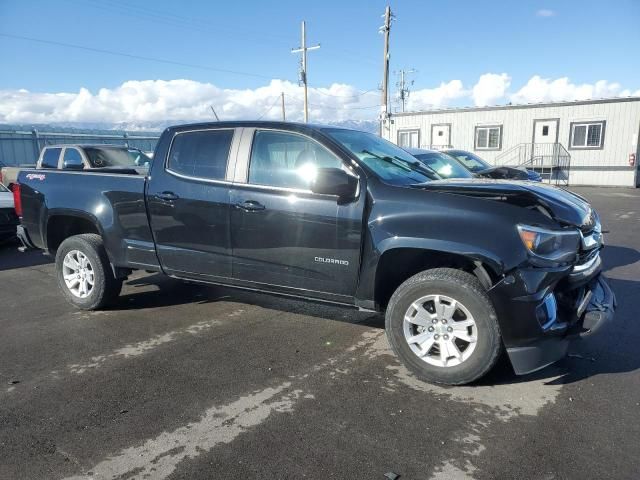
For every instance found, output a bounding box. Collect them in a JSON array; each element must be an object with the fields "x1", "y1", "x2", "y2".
[
  {"x1": 310, "y1": 168, "x2": 358, "y2": 199},
  {"x1": 63, "y1": 161, "x2": 84, "y2": 170}
]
